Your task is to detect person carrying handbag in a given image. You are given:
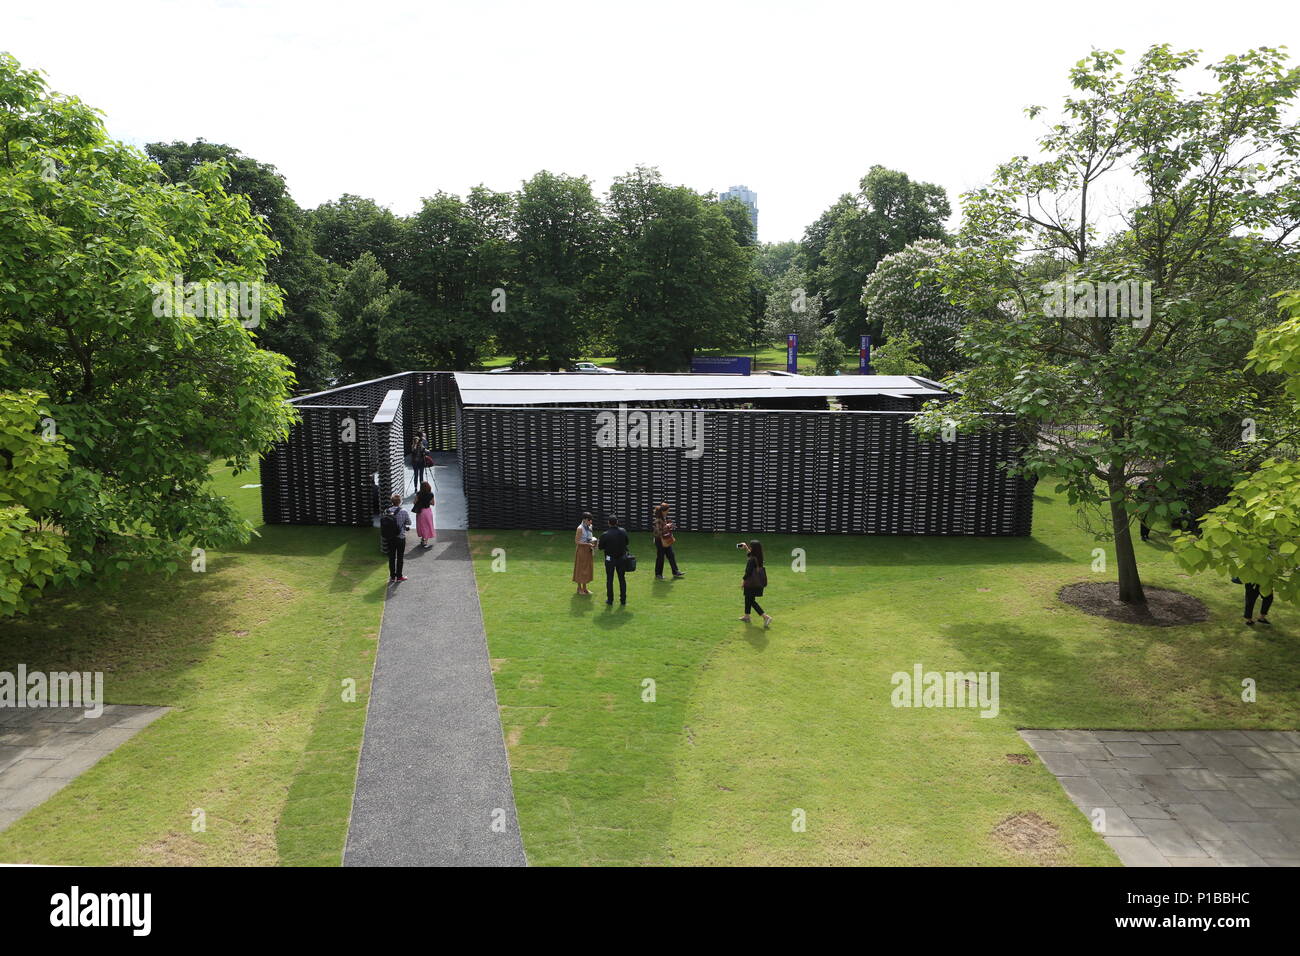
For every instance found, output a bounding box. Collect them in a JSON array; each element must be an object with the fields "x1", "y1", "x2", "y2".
[
  {"x1": 410, "y1": 433, "x2": 430, "y2": 491},
  {"x1": 653, "y1": 501, "x2": 685, "y2": 580},
  {"x1": 598, "y1": 515, "x2": 631, "y2": 606},
  {"x1": 738, "y1": 539, "x2": 772, "y2": 627}
]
